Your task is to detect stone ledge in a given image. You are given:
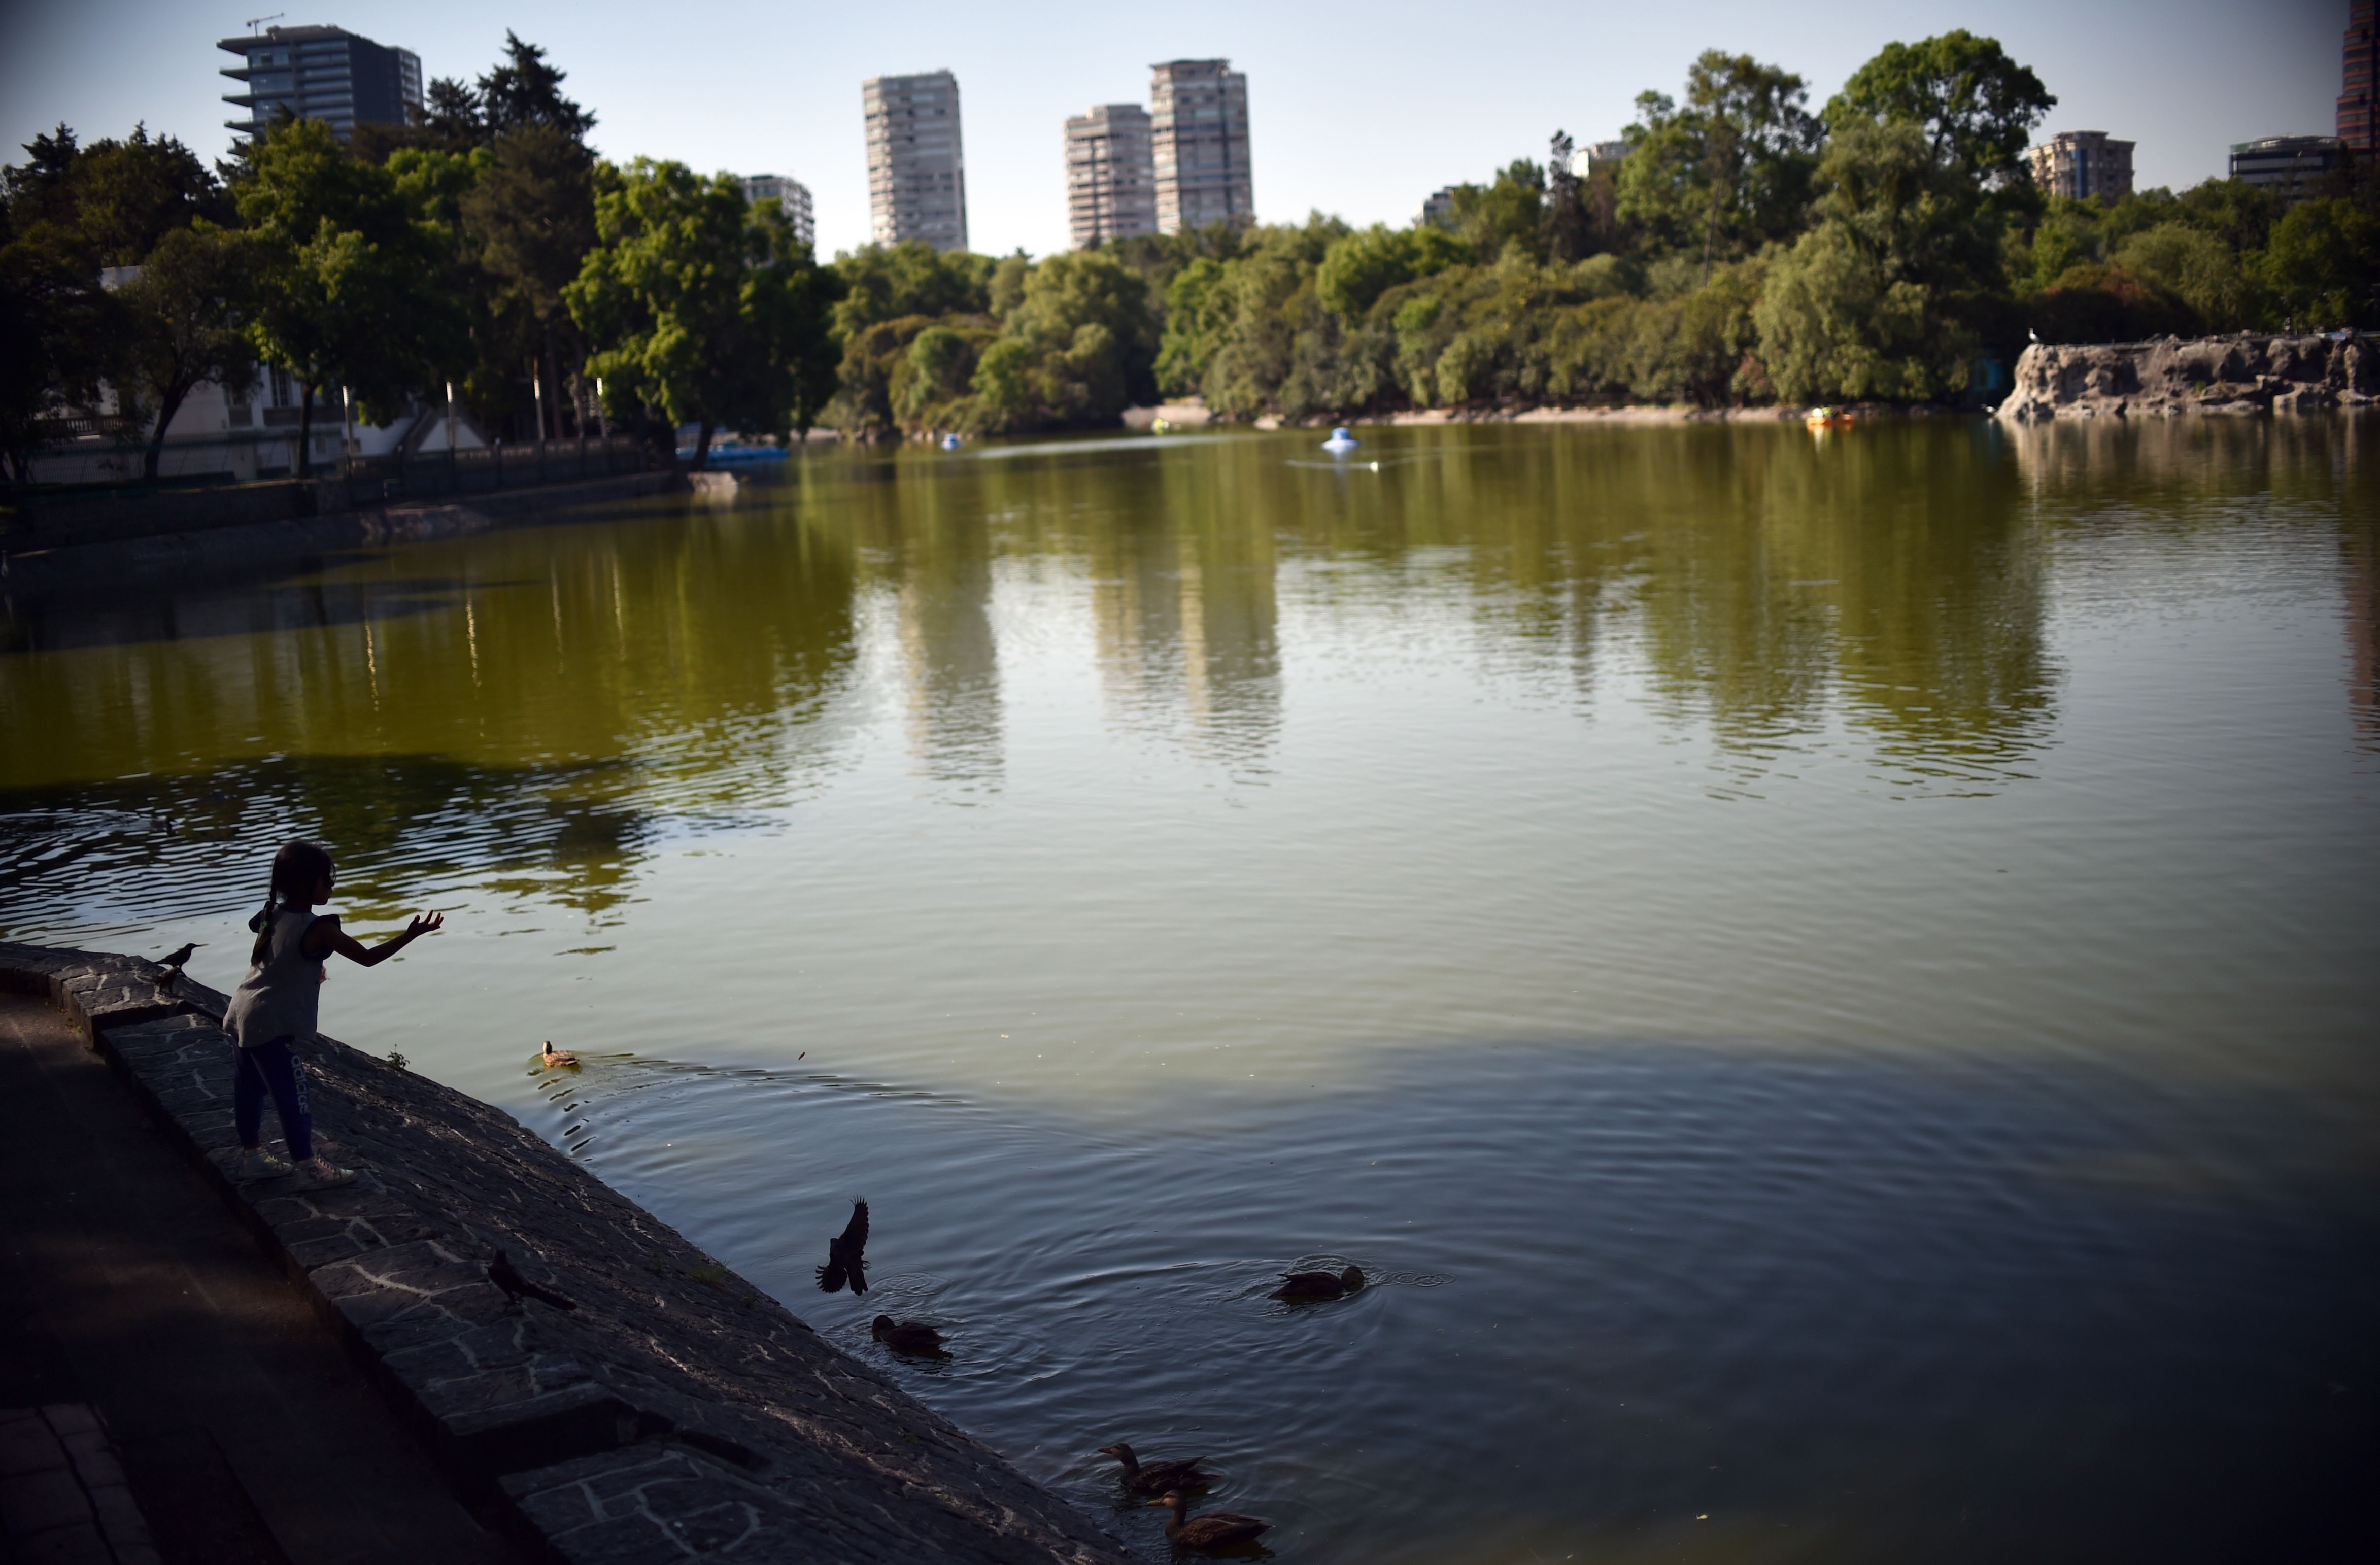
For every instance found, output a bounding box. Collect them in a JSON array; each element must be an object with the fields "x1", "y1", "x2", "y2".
[{"x1": 0, "y1": 941, "x2": 1134, "y2": 1565}]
